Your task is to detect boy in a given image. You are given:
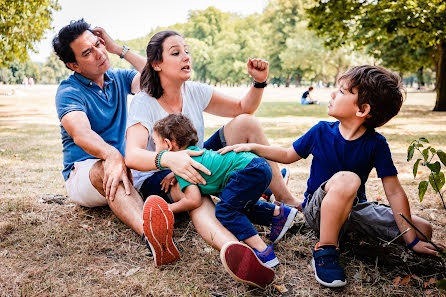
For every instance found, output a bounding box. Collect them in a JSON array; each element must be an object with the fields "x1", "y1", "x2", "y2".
[
  {"x1": 151, "y1": 113, "x2": 298, "y2": 269},
  {"x1": 301, "y1": 86, "x2": 318, "y2": 104},
  {"x1": 219, "y1": 65, "x2": 441, "y2": 287}
]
